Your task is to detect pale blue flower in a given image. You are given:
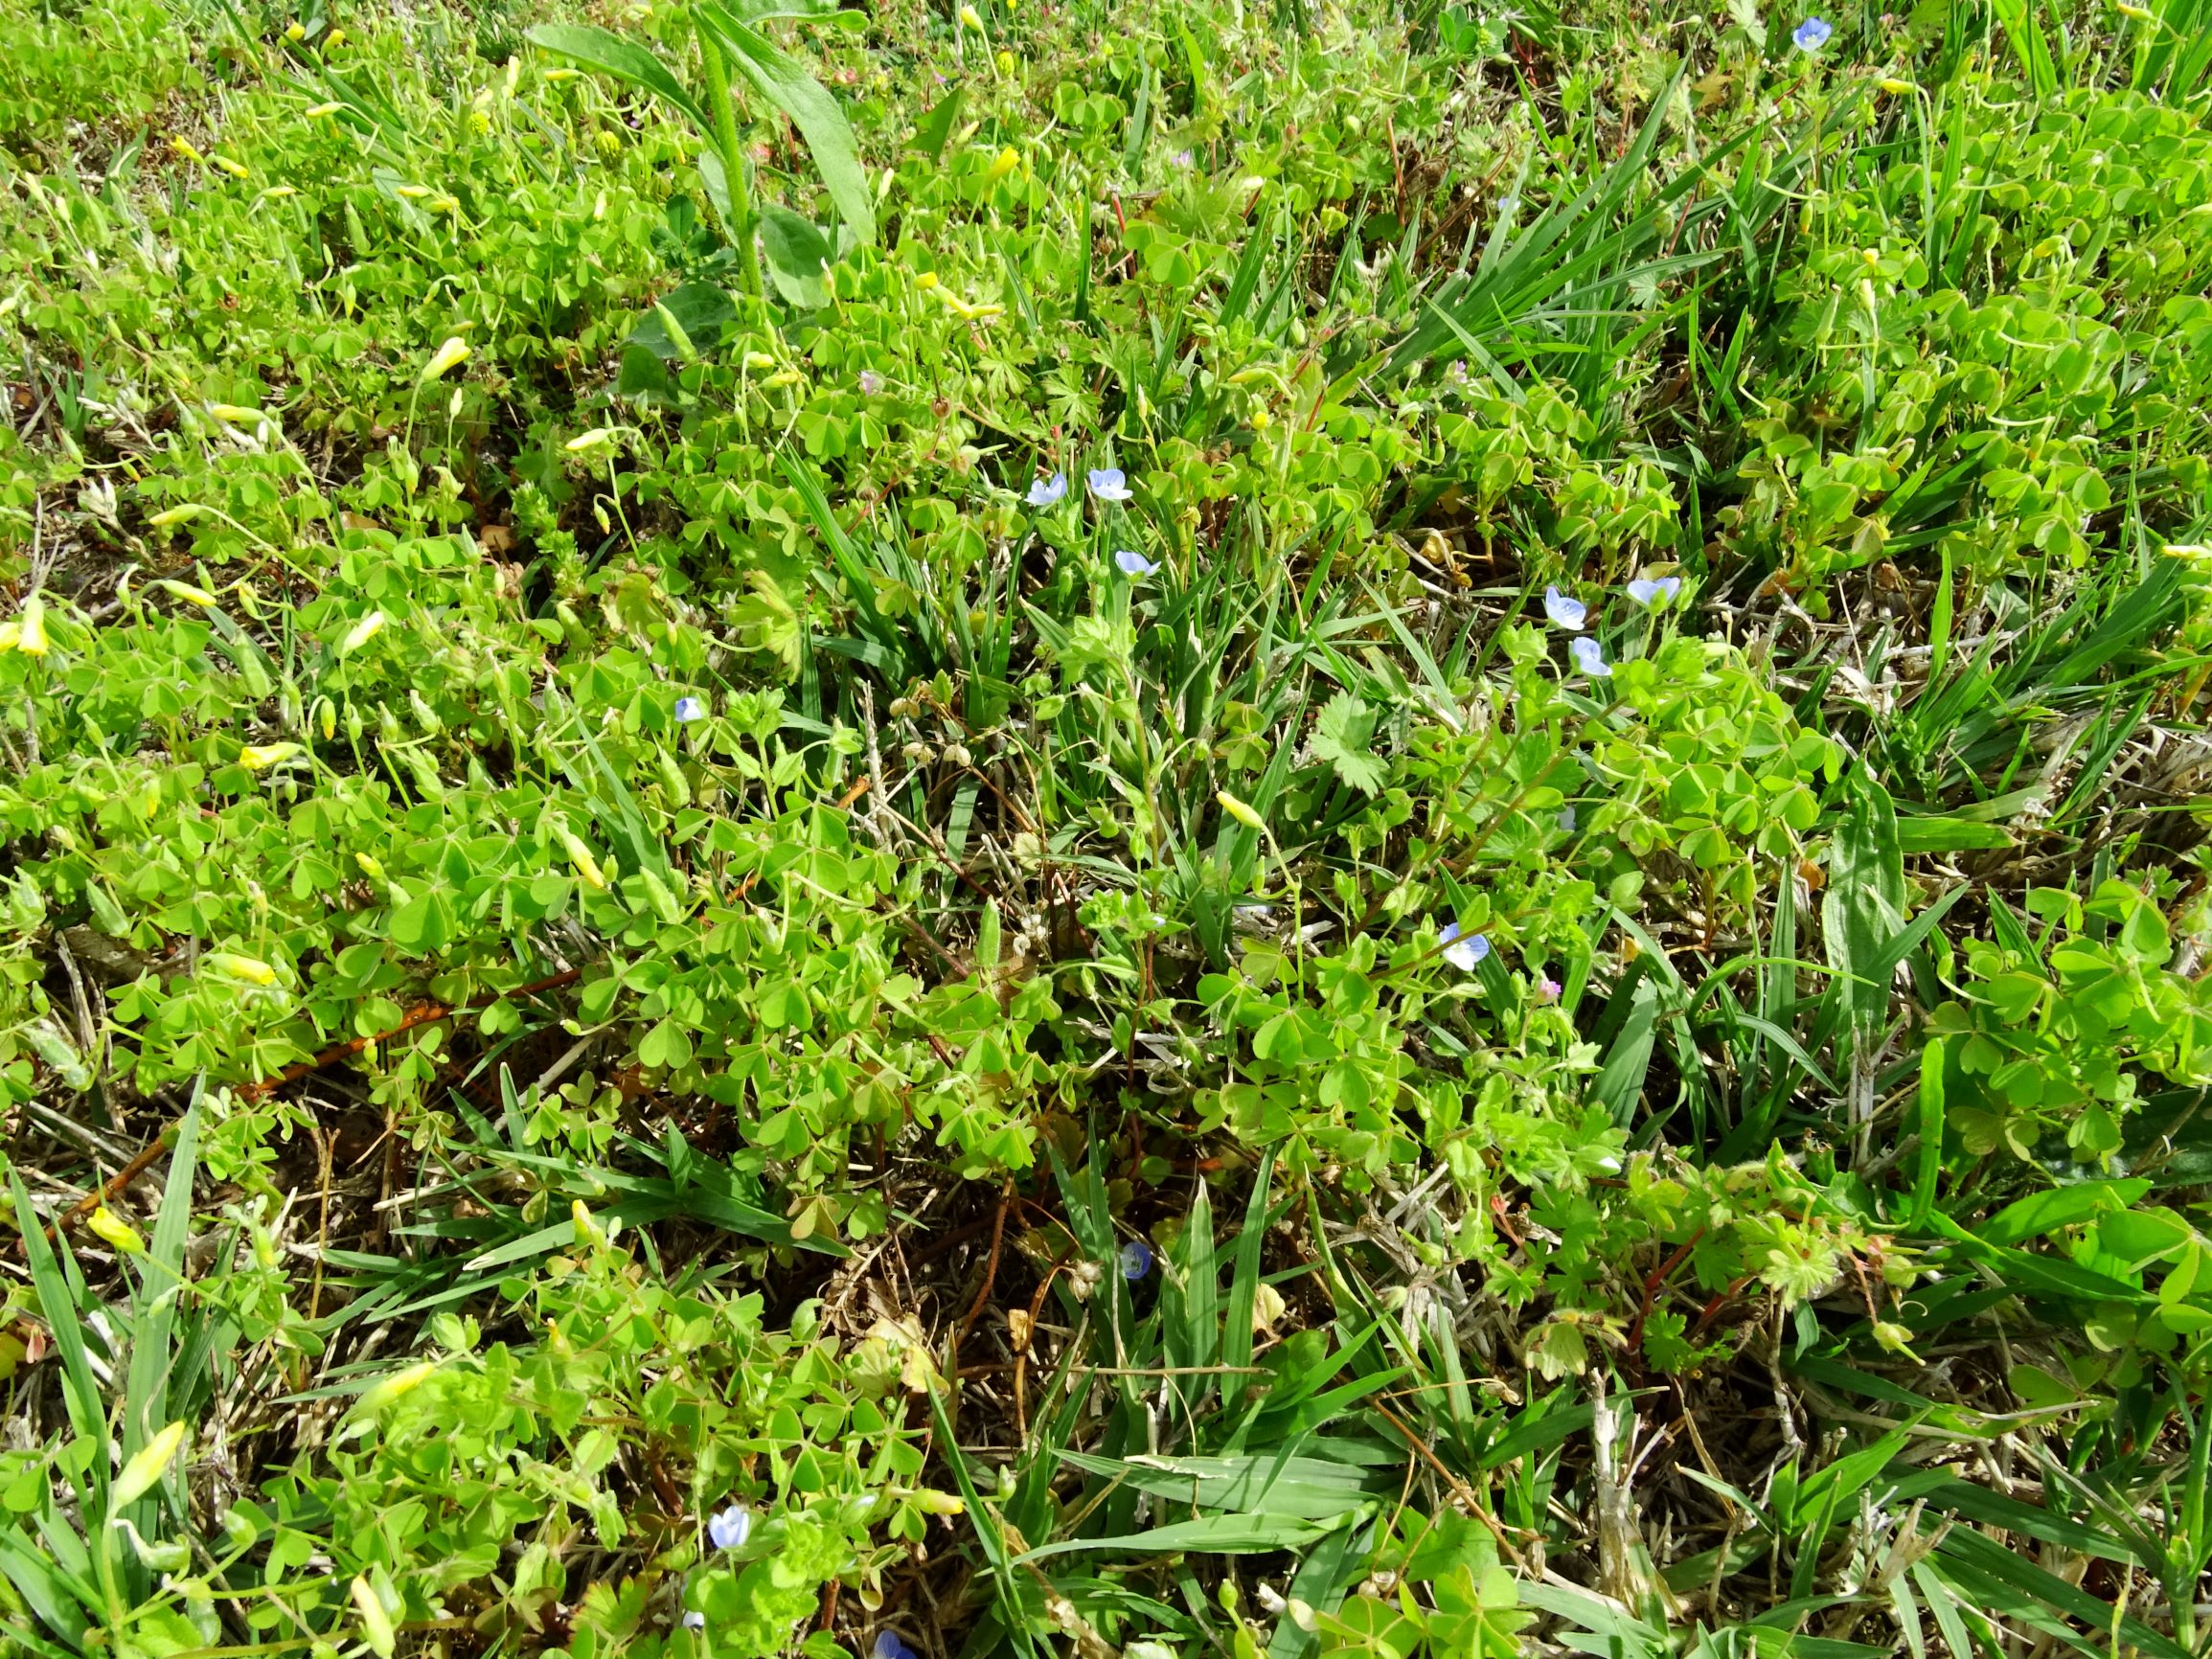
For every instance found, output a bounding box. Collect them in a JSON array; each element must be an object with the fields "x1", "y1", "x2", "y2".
[
  {"x1": 708, "y1": 1504, "x2": 751, "y2": 1550},
  {"x1": 1088, "y1": 467, "x2": 1133, "y2": 502},
  {"x1": 857, "y1": 370, "x2": 884, "y2": 396},
  {"x1": 1543, "y1": 585, "x2": 1586, "y2": 630},
  {"x1": 1027, "y1": 471, "x2": 1067, "y2": 508},
  {"x1": 683, "y1": 1611, "x2": 706, "y2": 1632},
  {"x1": 1439, "y1": 921, "x2": 1491, "y2": 971},
  {"x1": 1120, "y1": 1239, "x2": 1154, "y2": 1280},
  {"x1": 1536, "y1": 976, "x2": 1562, "y2": 1004},
  {"x1": 1114, "y1": 549, "x2": 1158, "y2": 578},
  {"x1": 874, "y1": 1632, "x2": 920, "y2": 1659},
  {"x1": 673, "y1": 695, "x2": 706, "y2": 723},
  {"x1": 1626, "y1": 576, "x2": 1681, "y2": 607},
  {"x1": 1793, "y1": 15, "x2": 1832, "y2": 50},
  {"x1": 1570, "y1": 636, "x2": 1612, "y2": 678},
  {"x1": 1558, "y1": 807, "x2": 1577, "y2": 833}
]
